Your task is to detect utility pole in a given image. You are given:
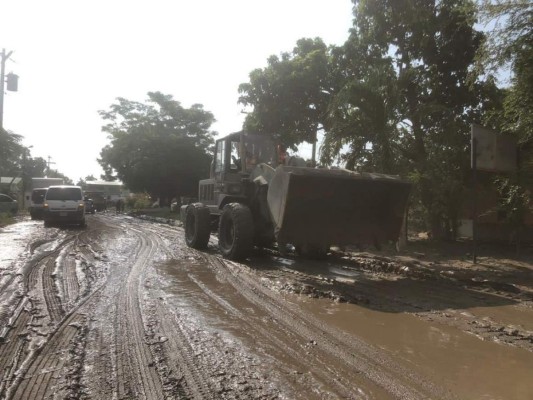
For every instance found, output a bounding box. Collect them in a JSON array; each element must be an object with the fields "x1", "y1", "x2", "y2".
[
  {"x1": 0, "y1": 48, "x2": 14, "y2": 131},
  {"x1": 46, "y1": 156, "x2": 56, "y2": 176}
]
